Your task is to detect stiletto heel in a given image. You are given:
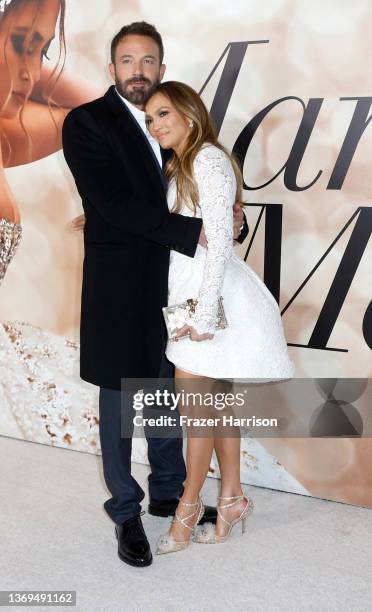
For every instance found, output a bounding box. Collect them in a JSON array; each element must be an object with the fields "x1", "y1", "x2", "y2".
[
  {"x1": 156, "y1": 498, "x2": 204, "y2": 555},
  {"x1": 193, "y1": 495, "x2": 253, "y2": 544}
]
